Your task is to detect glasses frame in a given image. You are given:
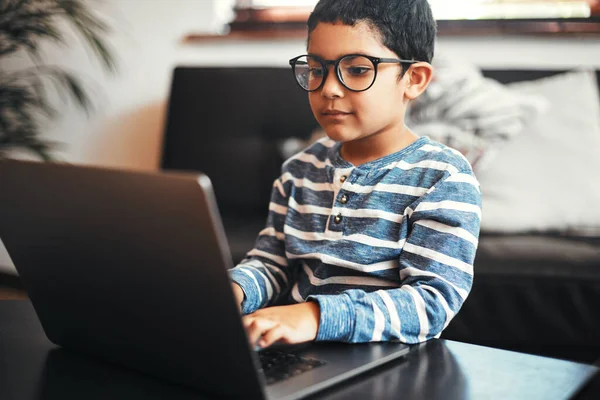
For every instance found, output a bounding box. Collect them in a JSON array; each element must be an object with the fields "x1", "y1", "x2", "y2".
[{"x1": 289, "y1": 53, "x2": 419, "y2": 93}]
